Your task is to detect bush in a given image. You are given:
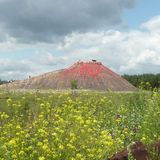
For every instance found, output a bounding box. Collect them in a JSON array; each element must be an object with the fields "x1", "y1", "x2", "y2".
[{"x1": 71, "y1": 80, "x2": 78, "y2": 89}]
